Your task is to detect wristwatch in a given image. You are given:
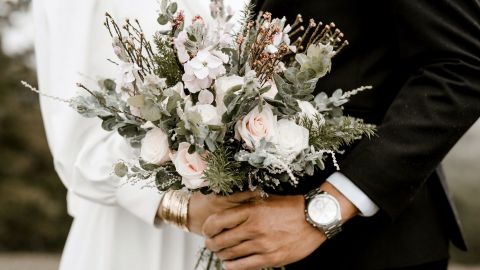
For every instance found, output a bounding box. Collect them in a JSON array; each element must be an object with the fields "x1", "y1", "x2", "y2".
[{"x1": 304, "y1": 188, "x2": 343, "y2": 239}]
